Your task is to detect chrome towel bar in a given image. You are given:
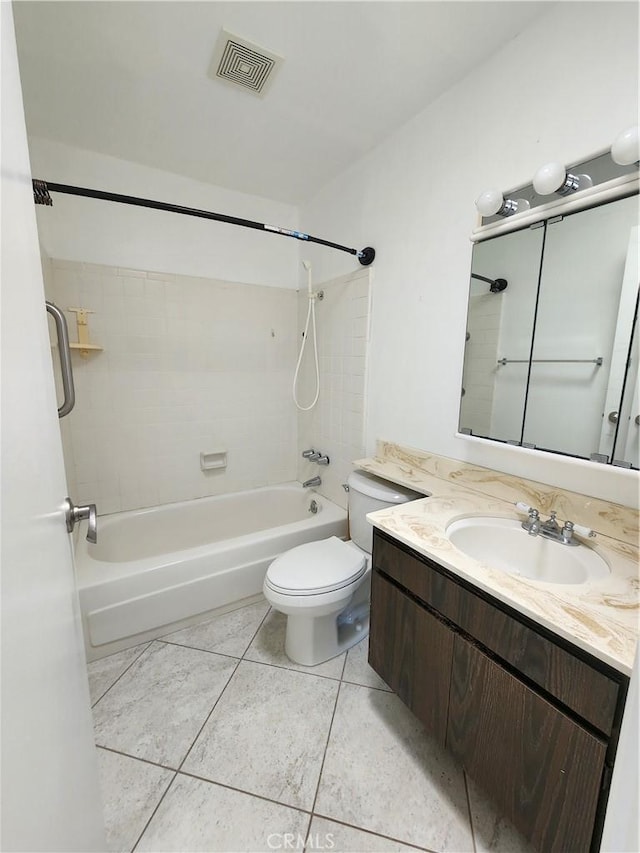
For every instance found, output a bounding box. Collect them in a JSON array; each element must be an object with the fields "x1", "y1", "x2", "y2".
[{"x1": 497, "y1": 356, "x2": 603, "y2": 366}]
